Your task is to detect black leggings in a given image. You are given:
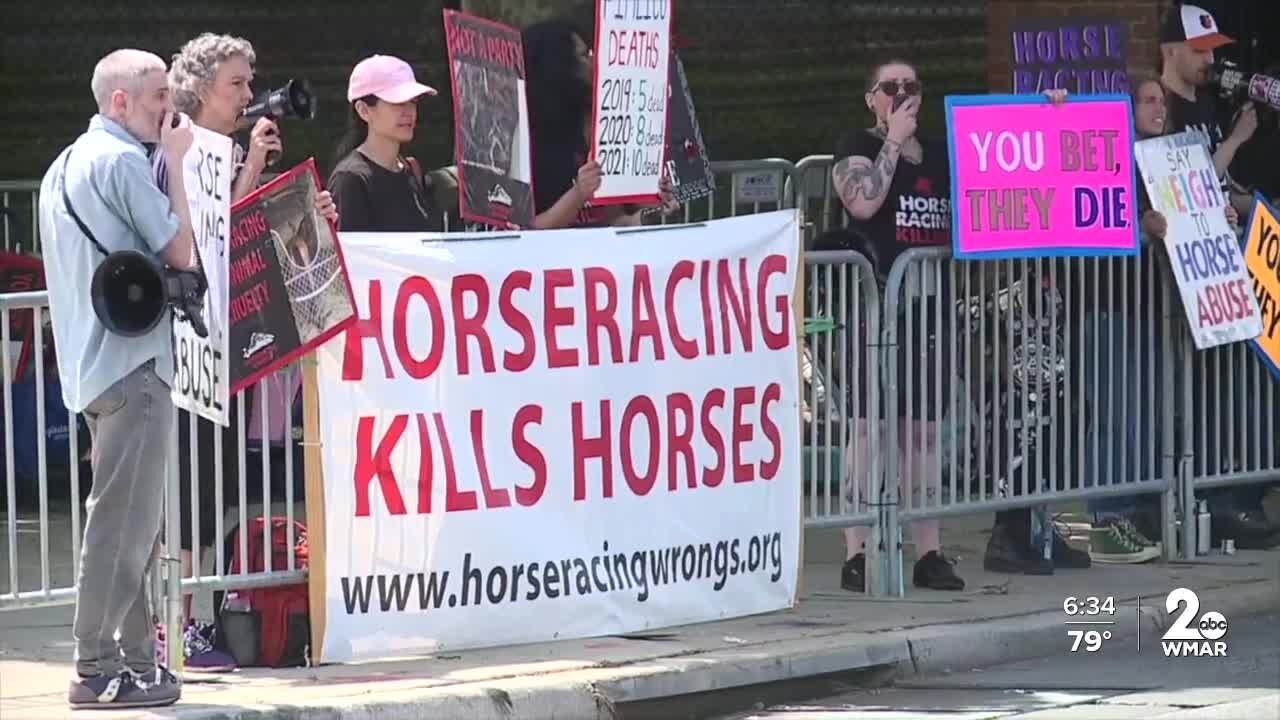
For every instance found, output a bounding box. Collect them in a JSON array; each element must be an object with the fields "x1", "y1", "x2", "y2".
[{"x1": 176, "y1": 397, "x2": 305, "y2": 552}]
